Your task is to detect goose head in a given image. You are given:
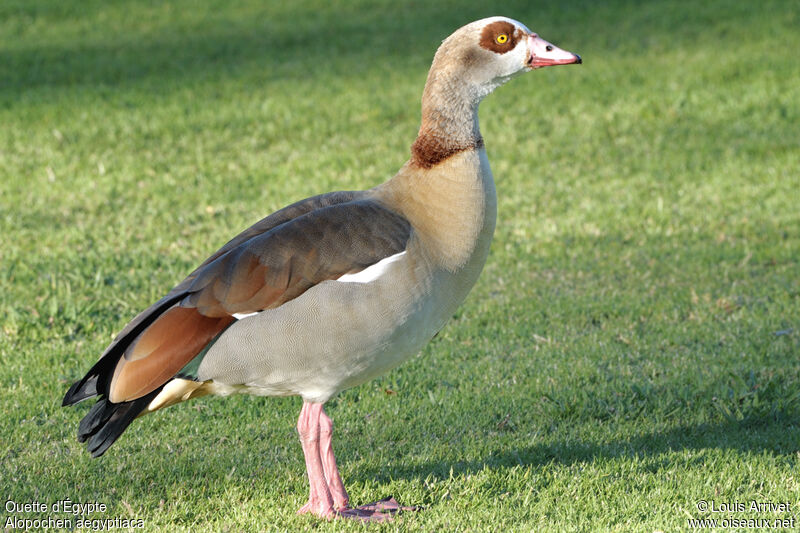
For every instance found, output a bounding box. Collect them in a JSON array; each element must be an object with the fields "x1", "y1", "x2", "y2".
[{"x1": 424, "y1": 17, "x2": 581, "y2": 105}]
